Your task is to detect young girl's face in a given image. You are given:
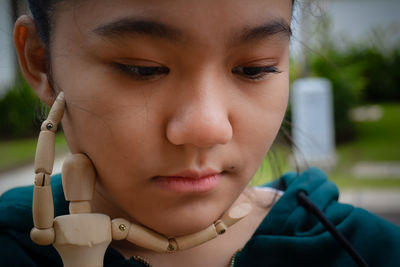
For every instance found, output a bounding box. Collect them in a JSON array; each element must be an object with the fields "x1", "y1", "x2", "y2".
[{"x1": 50, "y1": 0, "x2": 292, "y2": 235}]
